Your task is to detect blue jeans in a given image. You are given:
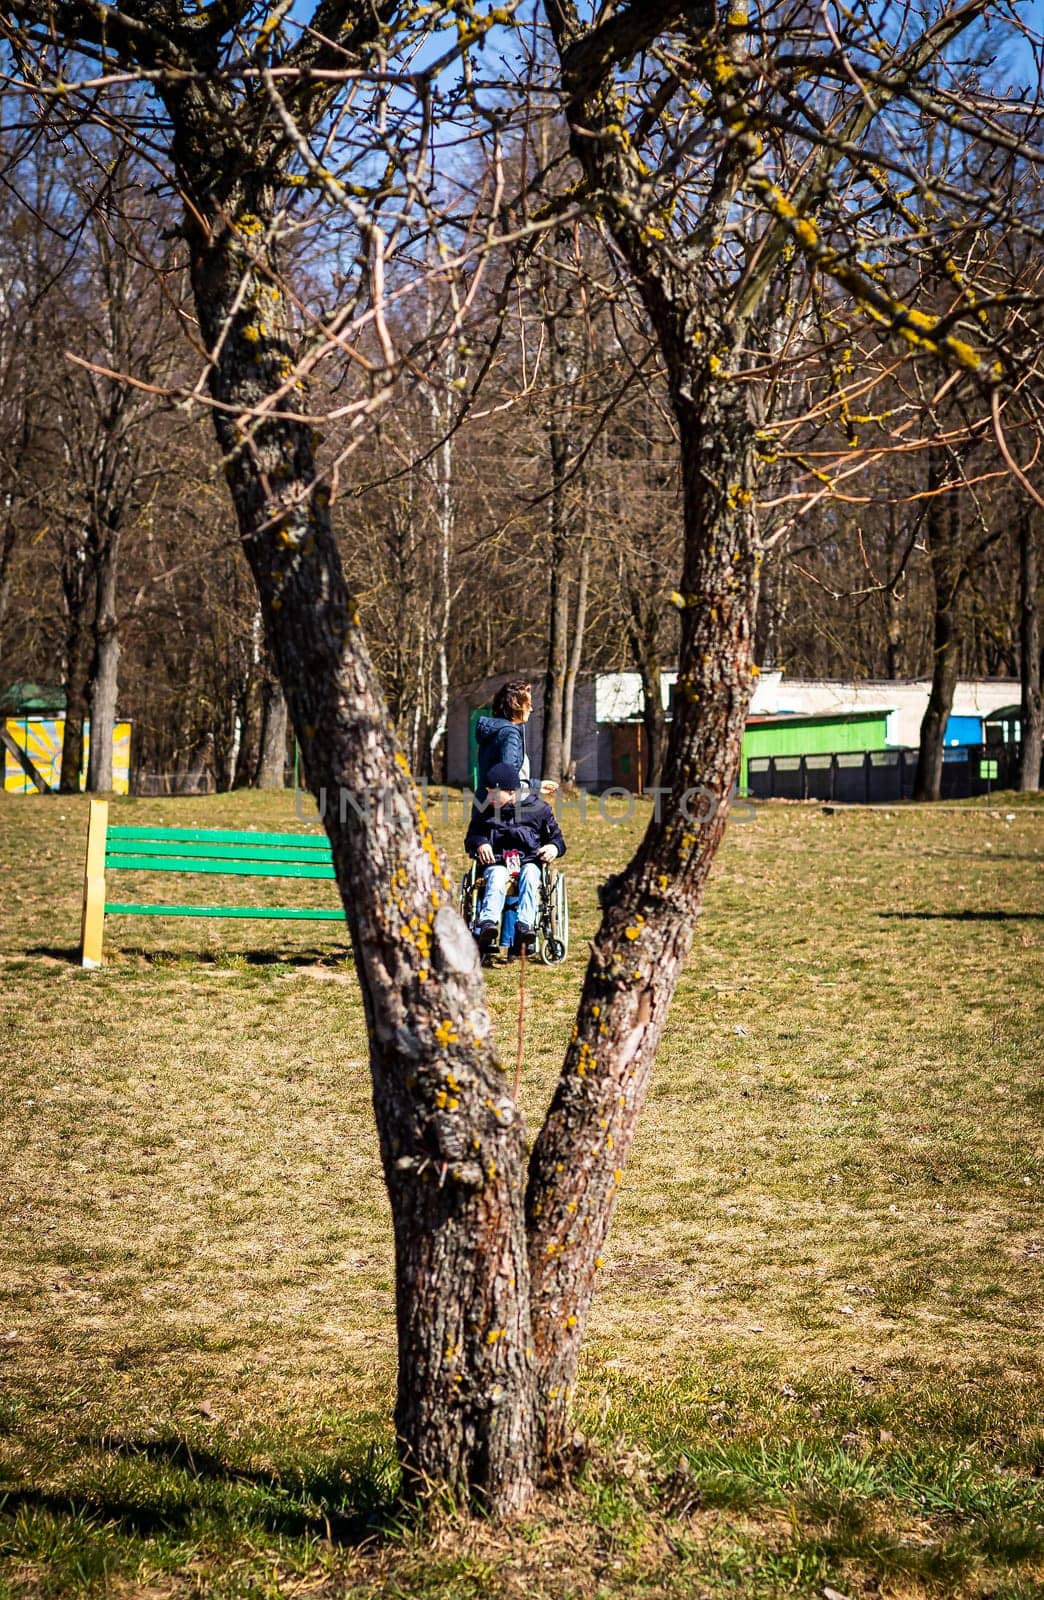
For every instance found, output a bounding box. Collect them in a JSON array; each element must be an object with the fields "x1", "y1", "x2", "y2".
[{"x1": 477, "y1": 862, "x2": 540, "y2": 932}]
